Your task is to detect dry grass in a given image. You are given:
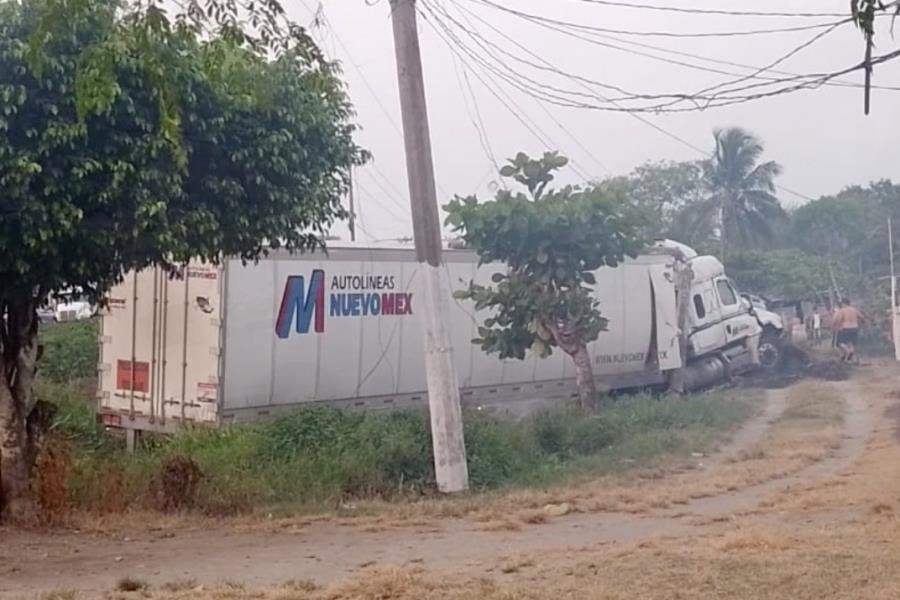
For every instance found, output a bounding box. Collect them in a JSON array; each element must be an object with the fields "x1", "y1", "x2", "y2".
[
  {"x1": 158, "y1": 579, "x2": 198, "y2": 592},
  {"x1": 497, "y1": 554, "x2": 536, "y2": 574},
  {"x1": 529, "y1": 519, "x2": 900, "y2": 600},
  {"x1": 447, "y1": 379, "x2": 846, "y2": 520},
  {"x1": 36, "y1": 435, "x2": 72, "y2": 526},
  {"x1": 34, "y1": 593, "x2": 77, "y2": 600},
  {"x1": 761, "y1": 368, "x2": 900, "y2": 516},
  {"x1": 95, "y1": 568, "x2": 536, "y2": 600},
  {"x1": 62, "y1": 519, "x2": 900, "y2": 600},
  {"x1": 31, "y1": 368, "x2": 900, "y2": 600},
  {"x1": 114, "y1": 576, "x2": 149, "y2": 592},
  {"x1": 475, "y1": 518, "x2": 523, "y2": 532}
]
